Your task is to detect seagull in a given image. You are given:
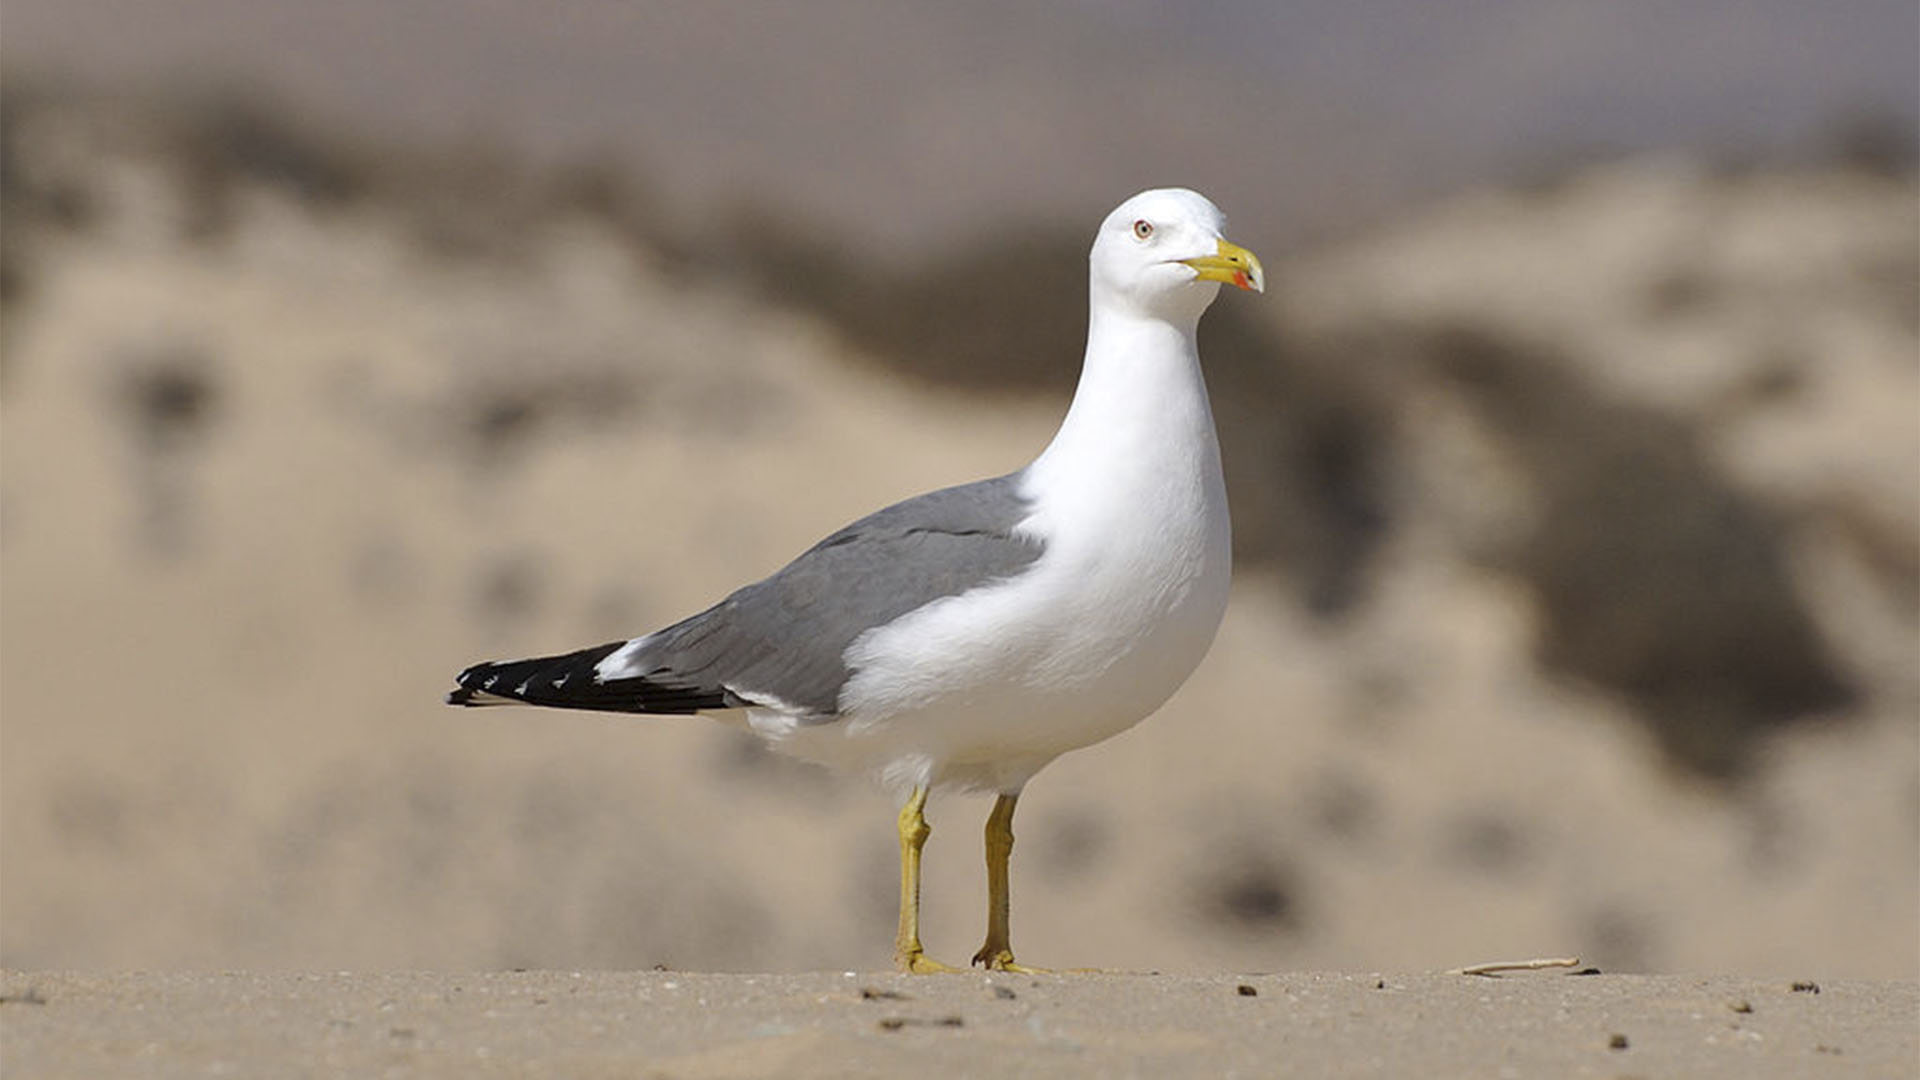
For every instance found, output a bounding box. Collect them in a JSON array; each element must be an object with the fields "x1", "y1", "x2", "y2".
[{"x1": 448, "y1": 188, "x2": 1263, "y2": 973}]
